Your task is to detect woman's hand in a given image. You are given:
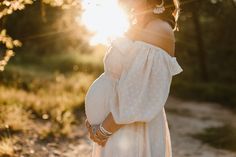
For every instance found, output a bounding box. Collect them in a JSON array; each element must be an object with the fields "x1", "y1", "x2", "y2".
[
  {"x1": 85, "y1": 119, "x2": 109, "y2": 147},
  {"x1": 93, "y1": 125, "x2": 109, "y2": 147},
  {"x1": 85, "y1": 112, "x2": 126, "y2": 147}
]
